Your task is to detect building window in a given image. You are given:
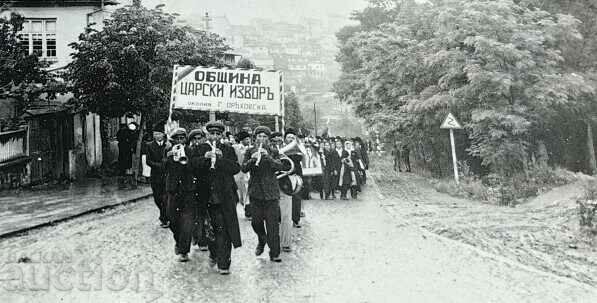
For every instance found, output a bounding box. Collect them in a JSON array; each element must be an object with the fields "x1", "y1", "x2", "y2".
[{"x1": 18, "y1": 19, "x2": 57, "y2": 61}]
